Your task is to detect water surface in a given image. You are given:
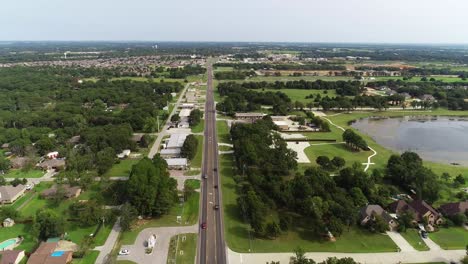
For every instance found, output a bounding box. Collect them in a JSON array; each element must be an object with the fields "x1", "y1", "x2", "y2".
[{"x1": 351, "y1": 116, "x2": 468, "y2": 166}]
